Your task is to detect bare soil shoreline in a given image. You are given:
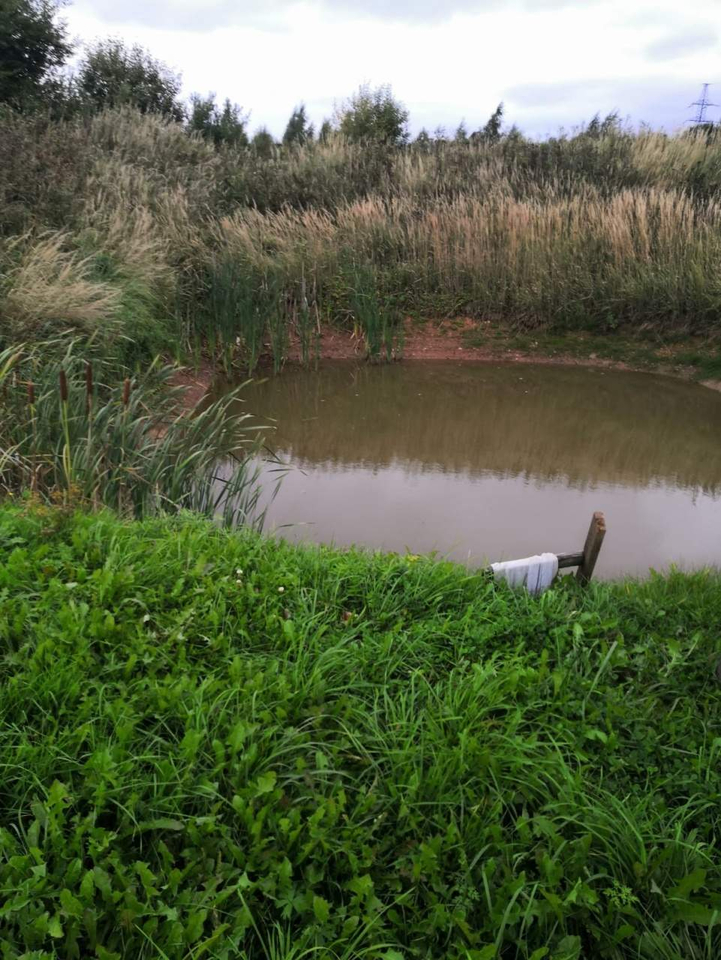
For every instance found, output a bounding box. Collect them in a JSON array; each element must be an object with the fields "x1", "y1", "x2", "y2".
[{"x1": 172, "y1": 320, "x2": 721, "y2": 406}]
